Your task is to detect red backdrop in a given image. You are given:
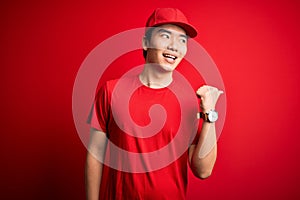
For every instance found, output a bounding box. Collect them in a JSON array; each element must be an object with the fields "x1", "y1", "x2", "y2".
[{"x1": 1, "y1": 0, "x2": 300, "y2": 199}]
